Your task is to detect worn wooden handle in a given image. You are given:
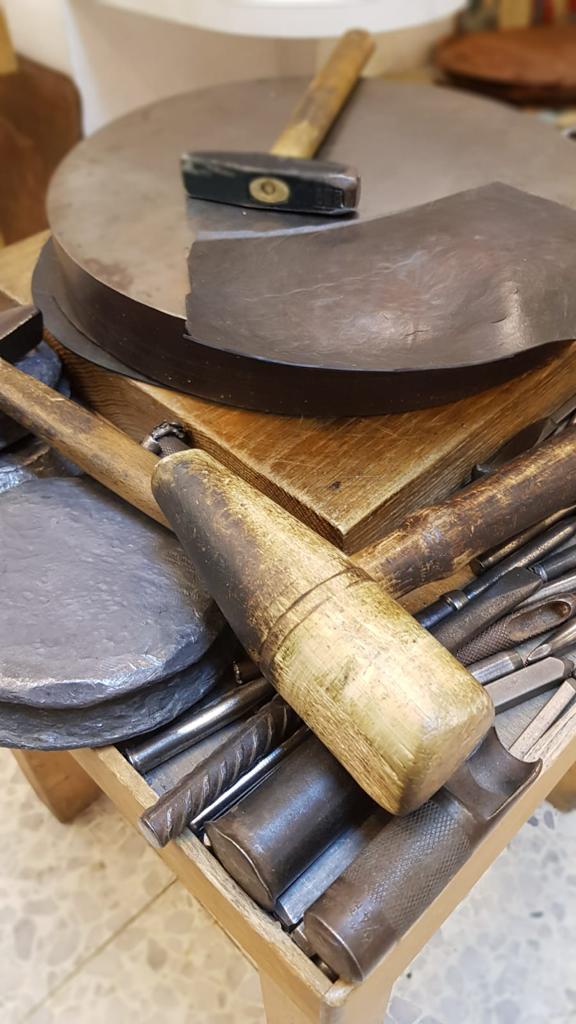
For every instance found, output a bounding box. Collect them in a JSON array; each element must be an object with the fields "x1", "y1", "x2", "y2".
[
  {"x1": 270, "y1": 29, "x2": 374, "y2": 159},
  {"x1": 152, "y1": 450, "x2": 493, "y2": 815},
  {"x1": 354, "y1": 430, "x2": 576, "y2": 597},
  {"x1": 0, "y1": 355, "x2": 168, "y2": 527}
]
